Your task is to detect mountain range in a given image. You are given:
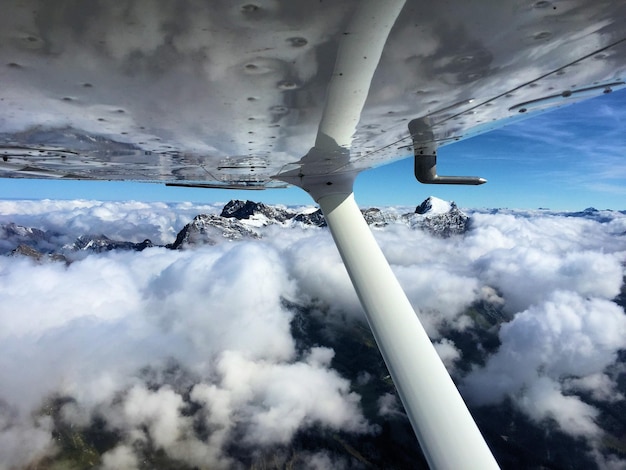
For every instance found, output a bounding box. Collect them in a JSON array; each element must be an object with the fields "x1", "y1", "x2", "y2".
[{"x1": 1, "y1": 197, "x2": 470, "y2": 260}]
